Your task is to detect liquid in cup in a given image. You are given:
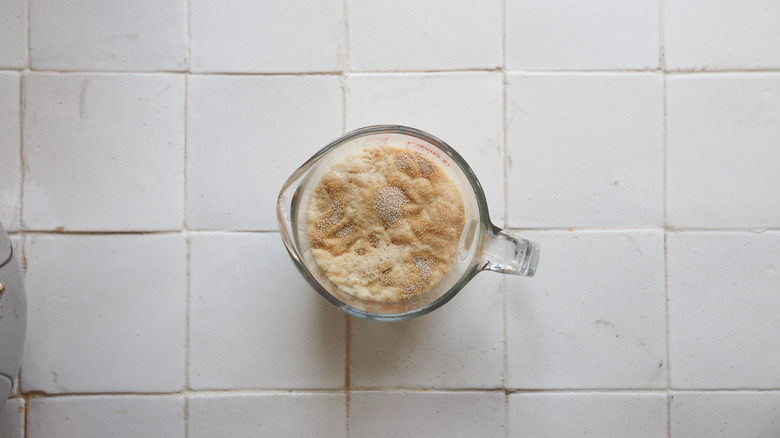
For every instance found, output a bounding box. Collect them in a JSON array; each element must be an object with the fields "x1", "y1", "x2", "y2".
[
  {"x1": 307, "y1": 144, "x2": 465, "y2": 303},
  {"x1": 278, "y1": 125, "x2": 539, "y2": 321}
]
